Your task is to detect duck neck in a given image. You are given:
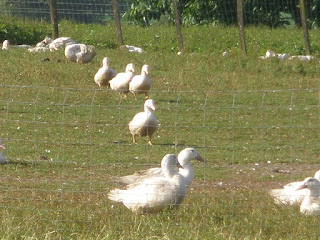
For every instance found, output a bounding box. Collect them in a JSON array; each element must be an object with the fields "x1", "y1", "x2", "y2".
[
  {"x1": 179, "y1": 164, "x2": 194, "y2": 185},
  {"x1": 162, "y1": 166, "x2": 176, "y2": 179},
  {"x1": 309, "y1": 186, "x2": 320, "y2": 197}
]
